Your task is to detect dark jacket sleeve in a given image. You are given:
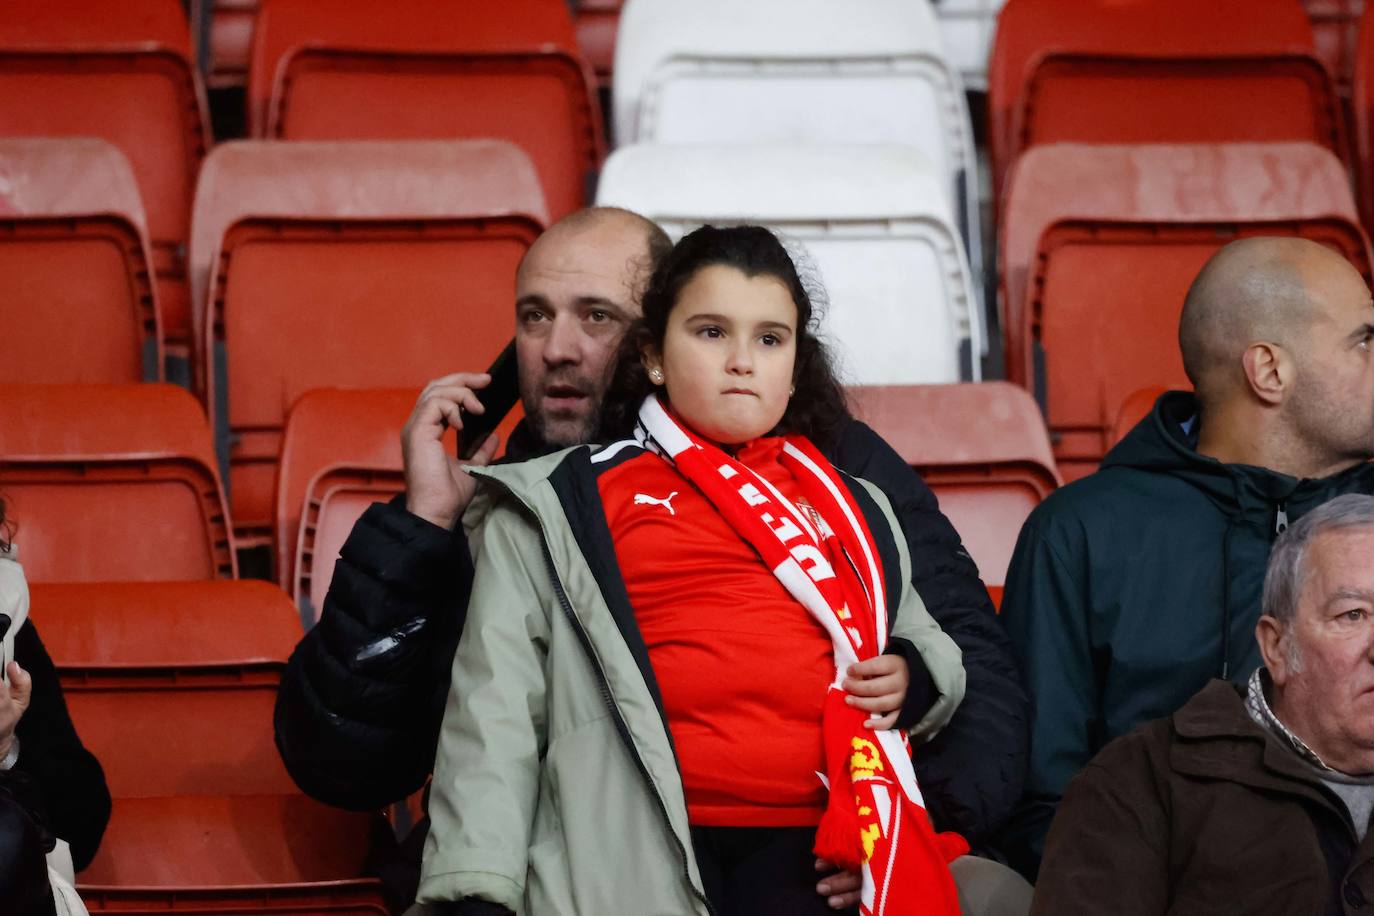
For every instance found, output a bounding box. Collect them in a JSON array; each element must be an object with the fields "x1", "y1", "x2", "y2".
[
  {"x1": 274, "y1": 498, "x2": 473, "y2": 810},
  {"x1": 828, "y1": 419, "x2": 1031, "y2": 847},
  {"x1": 996, "y1": 513, "x2": 1100, "y2": 880},
  {"x1": 12, "y1": 621, "x2": 111, "y2": 872}
]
